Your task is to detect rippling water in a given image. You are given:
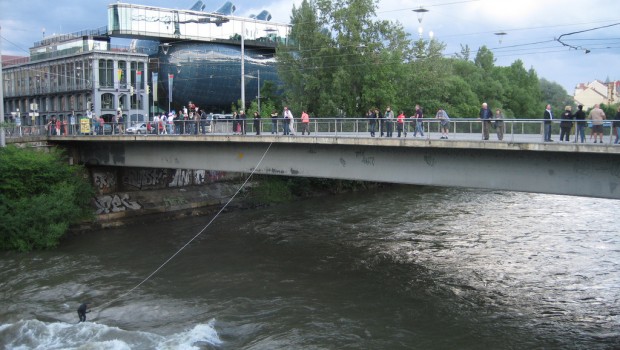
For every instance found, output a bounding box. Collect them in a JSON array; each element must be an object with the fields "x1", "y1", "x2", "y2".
[{"x1": 1, "y1": 187, "x2": 619, "y2": 349}]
